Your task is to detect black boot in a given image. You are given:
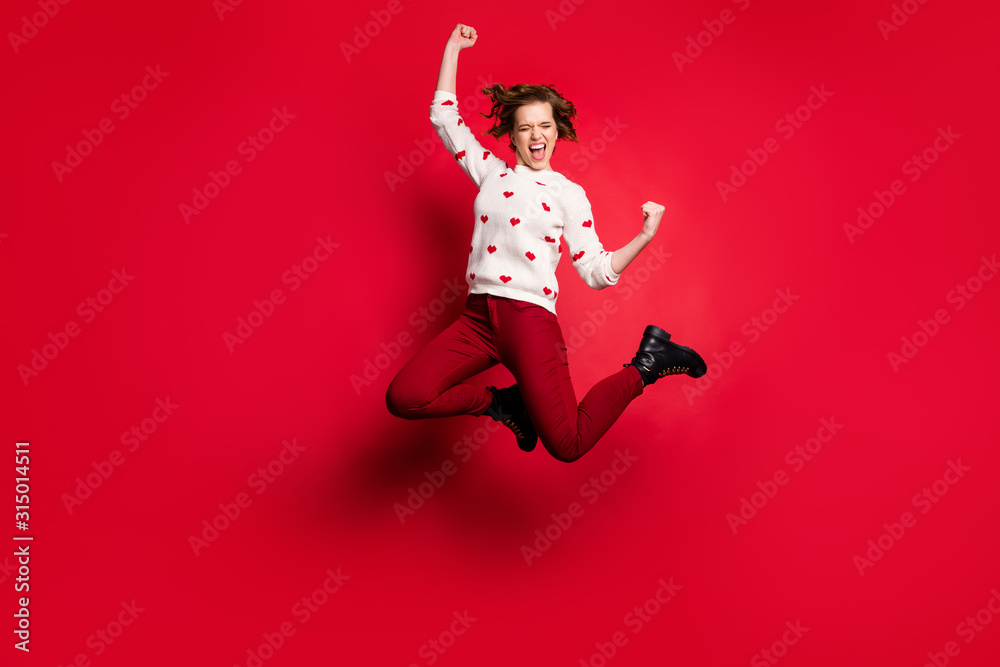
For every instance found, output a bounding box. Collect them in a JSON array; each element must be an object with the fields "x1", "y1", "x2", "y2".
[
  {"x1": 483, "y1": 385, "x2": 538, "y2": 452},
  {"x1": 624, "y1": 325, "x2": 707, "y2": 386}
]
